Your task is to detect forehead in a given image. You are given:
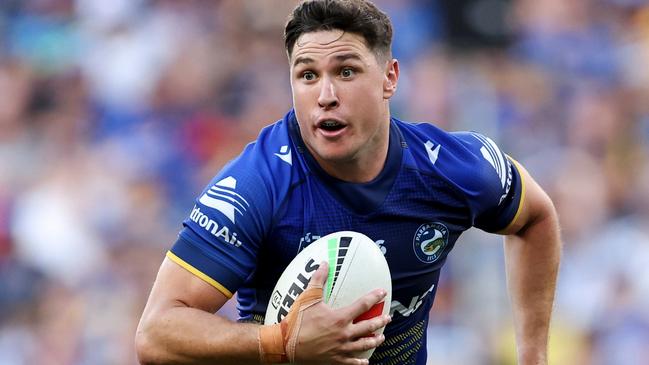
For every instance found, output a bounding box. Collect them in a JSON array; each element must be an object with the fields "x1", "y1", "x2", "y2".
[{"x1": 290, "y1": 30, "x2": 374, "y2": 66}]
